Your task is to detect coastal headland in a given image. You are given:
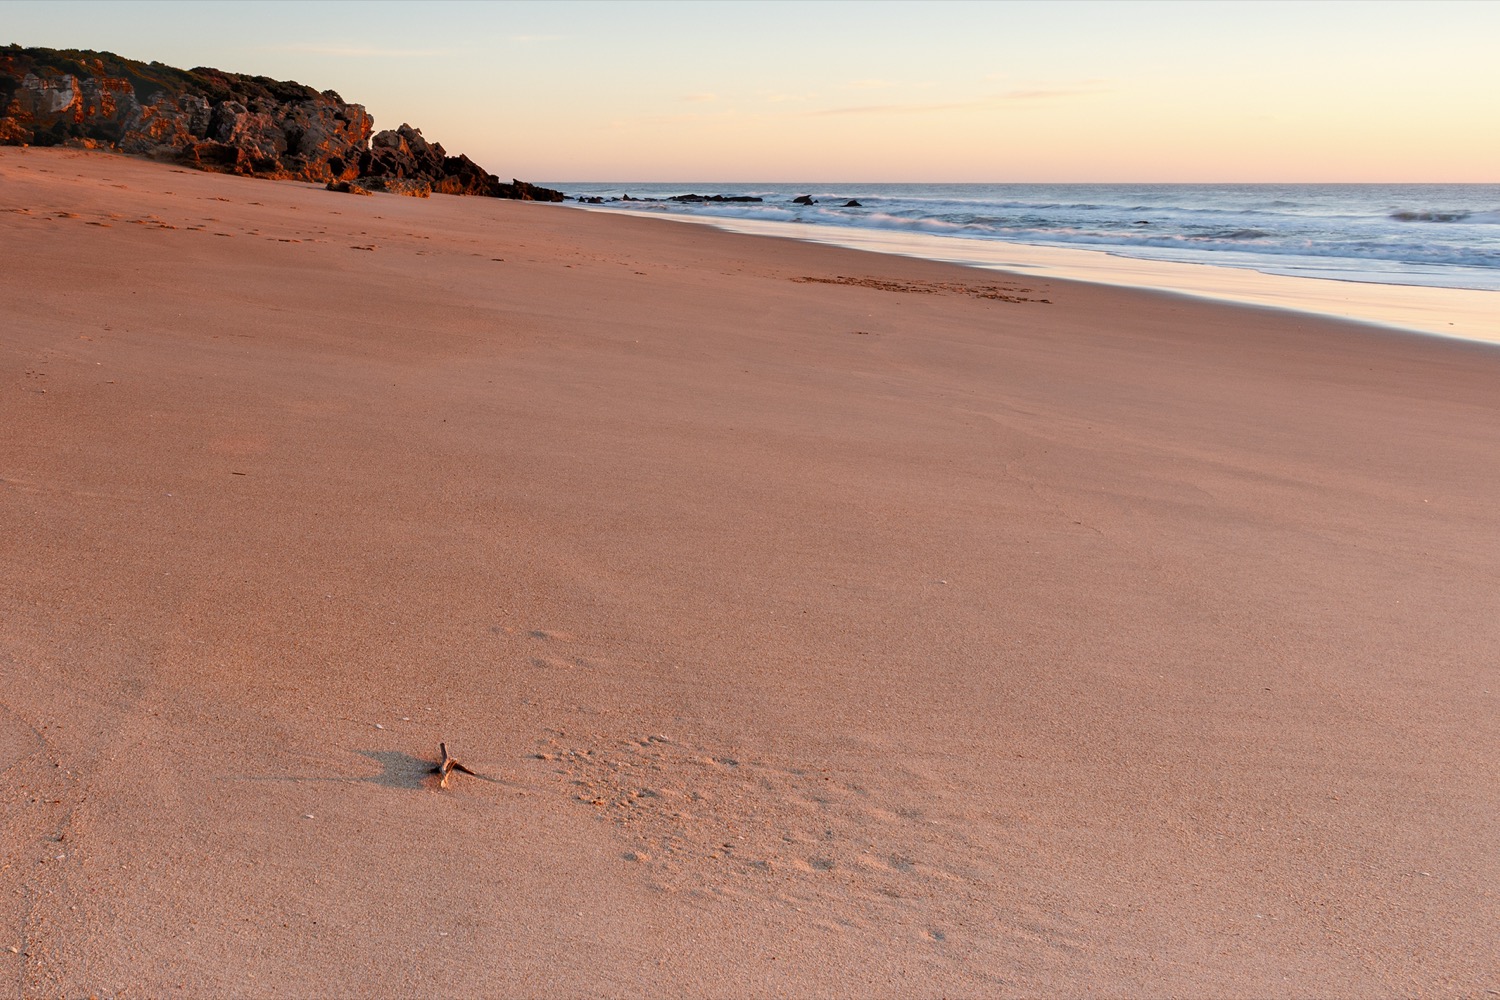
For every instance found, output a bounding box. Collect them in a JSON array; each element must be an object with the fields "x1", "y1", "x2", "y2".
[
  {"x1": 0, "y1": 45, "x2": 564, "y2": 201},
  {"x1": 2, "y1": 146, "x2": 1497, "y2": 997}
]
